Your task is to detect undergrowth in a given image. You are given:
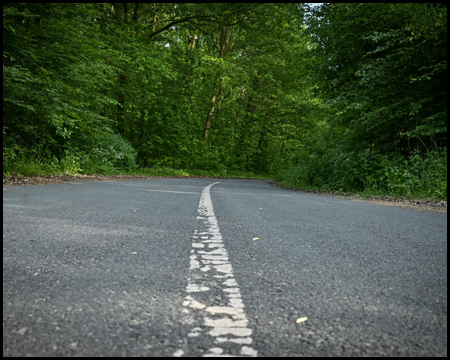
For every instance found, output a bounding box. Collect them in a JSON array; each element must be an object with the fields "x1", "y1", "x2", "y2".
[
  {"x1": 278, "y1": 148, "x2": 447, "y2": 201},
  {"x1": 3, "y1": 150, "x2": 271, "y2": 180},
  {"x1": 5, "y1": 145, "x2": 445, "y2": 202}
]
